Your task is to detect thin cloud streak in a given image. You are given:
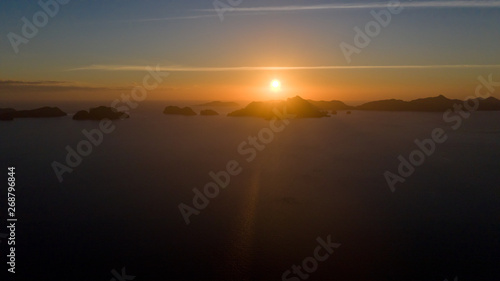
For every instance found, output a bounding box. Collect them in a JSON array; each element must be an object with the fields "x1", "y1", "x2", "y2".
[
  {"x1": 69, "y1": 64, "x2": 500, "y2": 72},
  {"x1": 116, "y1": 14, "x2": 217, "y2": 23},
  {"x1": 195, "y1": 0, "x2": 500, "y2": 13},
  {"x1": 0, "y1": 79, "x2": 128, "y2": 92},
  {"x1": 117, "y1": 11, "x2": 270, "y2": 22},
  {"x1": 121, "y1": 1, "x2": 500, "y2": 22},
  {"x1": 0, "y1": 80, "x2": 69, "y2": 85}
]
